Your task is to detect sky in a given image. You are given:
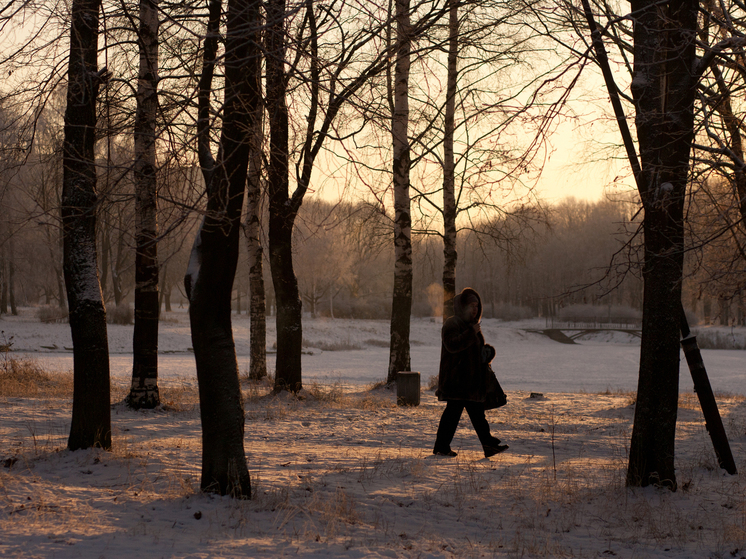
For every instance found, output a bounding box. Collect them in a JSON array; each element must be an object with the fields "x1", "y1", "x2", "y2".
[
  {"x1": 309, "y1": 92, "x2": 637, "y2": 208},
  {"x1": 530, "y1": 117, "x2": 630, "y2": 203}
]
